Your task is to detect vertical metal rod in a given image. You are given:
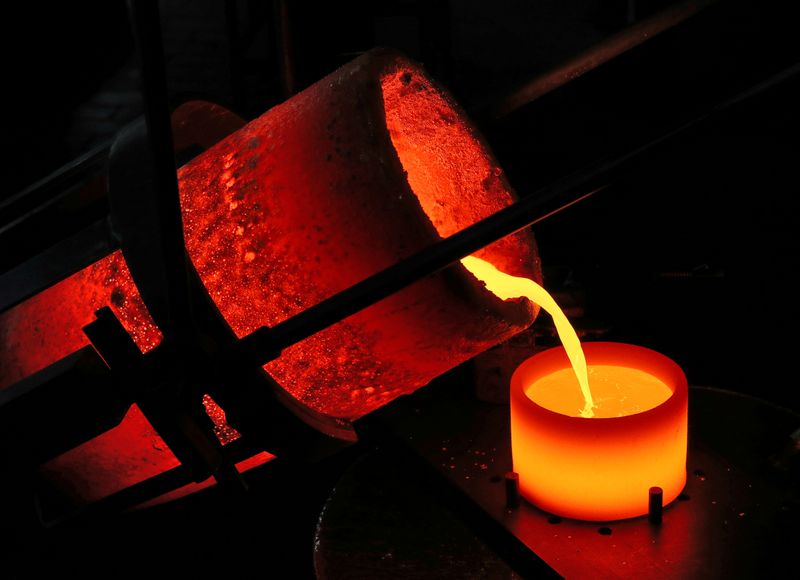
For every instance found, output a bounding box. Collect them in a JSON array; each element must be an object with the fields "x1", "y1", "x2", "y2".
[
  {"x1": 648, "y1": 486, "x2": 663, "y2": 524},
  {"x1": 272, "y1": 0, "x2": 296, "y2": 98},
  {"x1": 505, "y1": 472, "x2": 521, "y2": 509},
  {"x1": 224, "y1": 0, "x2": 246, "y2": 109},
  {"x1": 127, "y1": 0, "x2": 192, "y2": 341}
]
